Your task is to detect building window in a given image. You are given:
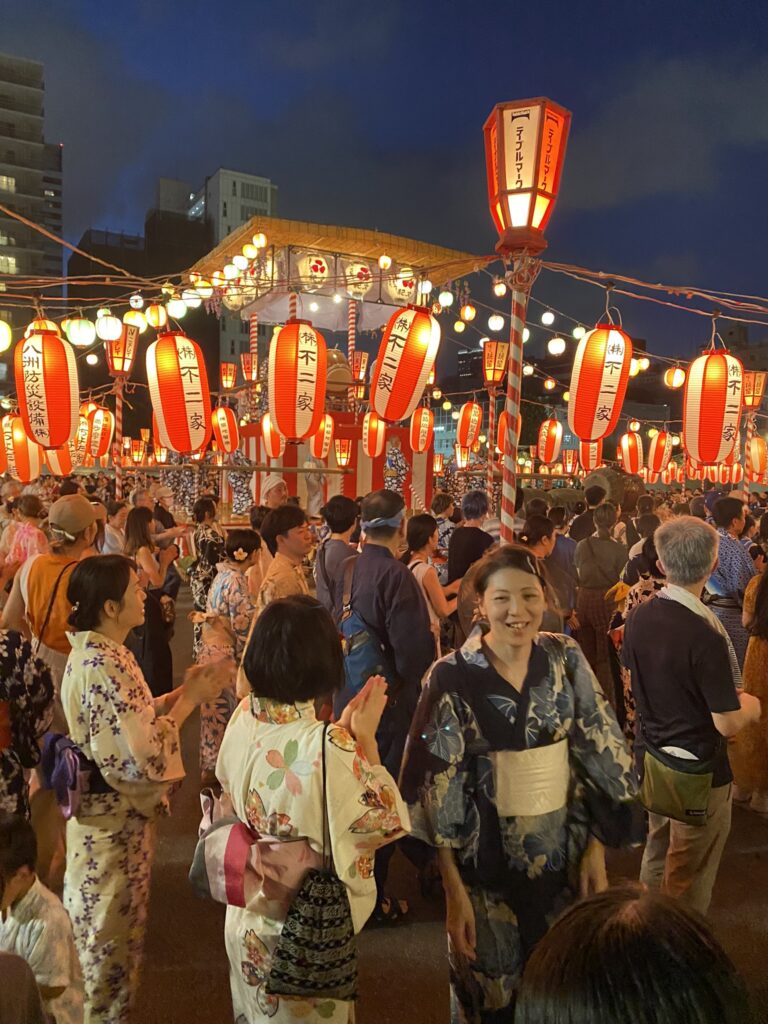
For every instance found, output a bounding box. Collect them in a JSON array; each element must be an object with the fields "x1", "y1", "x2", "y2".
[
  {"x1": 222, "y1": 201, "x2": 227, "y2": 218},
  {"x1": 0, "y1": 232, "x2": 15, "y2": 246},
  {"x1": 230, "y1": 339, "x2": 235, "y2": 355},
  {"x1": 240, "y1": 320, "x2": 249, "y2": 335},
  {"x1": 232, "y1": 180, "x2": 237, "y2": 196},
  {"x1": 0, "y1": 255, "x2": 17, "y2": 274},
  {"x1": 0, "y1": 175, "x2": 16, "y2": 193},
  {"x1": 44, "y1": 189, "x2": 55, "y2": 197}
]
